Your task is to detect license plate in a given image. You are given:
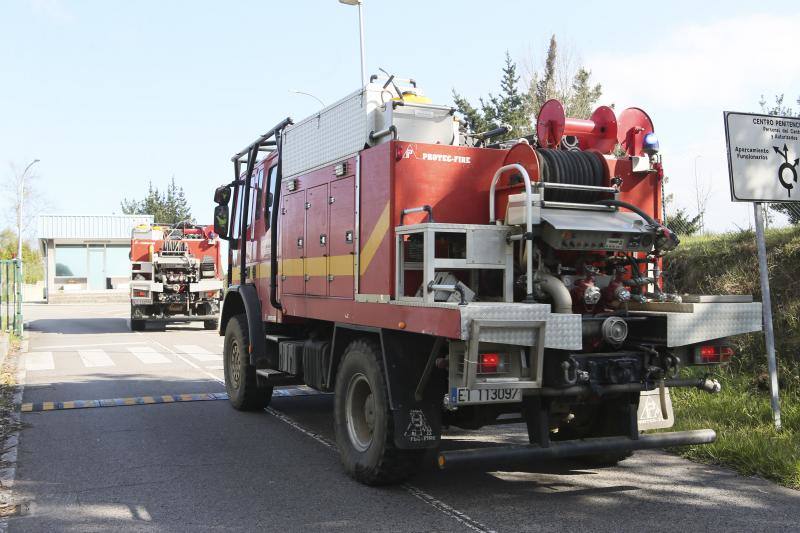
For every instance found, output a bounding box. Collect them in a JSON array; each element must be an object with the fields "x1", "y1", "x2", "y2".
[{"x1": 455, "y1": 387, "x2": 520, "y2": 405}]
